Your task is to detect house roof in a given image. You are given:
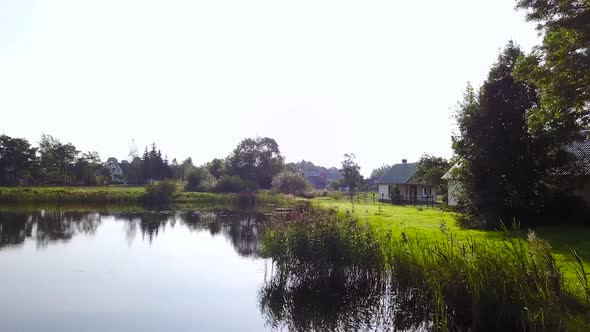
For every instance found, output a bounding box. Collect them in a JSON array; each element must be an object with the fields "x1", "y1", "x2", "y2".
[
  {"x1": 565, "y1": 139, "x2": 590, "y2": 176},
  {"x1": 441, "y1": 162, "x2": 462, "y2": 180},
  {"x1": 375, "y1": 162, "x2": 418, "y2": 184}
]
